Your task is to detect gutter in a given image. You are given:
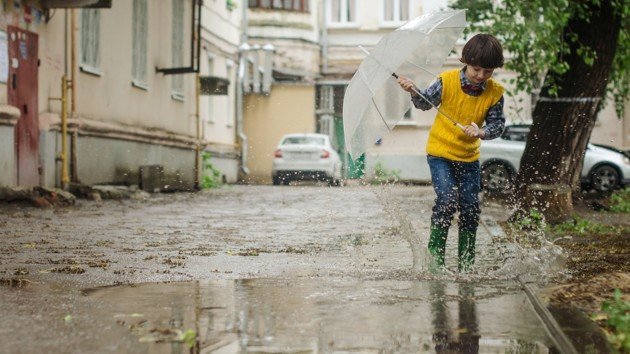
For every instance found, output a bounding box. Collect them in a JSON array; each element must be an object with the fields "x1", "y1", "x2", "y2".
[{"x1": 236, "y1": 2, "x2": 249, "y2": 175}]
